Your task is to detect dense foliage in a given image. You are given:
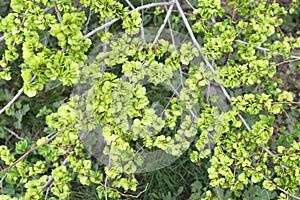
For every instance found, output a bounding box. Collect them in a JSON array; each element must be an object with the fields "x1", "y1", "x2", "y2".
[{"x1": 0, "y1": 0, "x2": 299, "y2": 199}]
